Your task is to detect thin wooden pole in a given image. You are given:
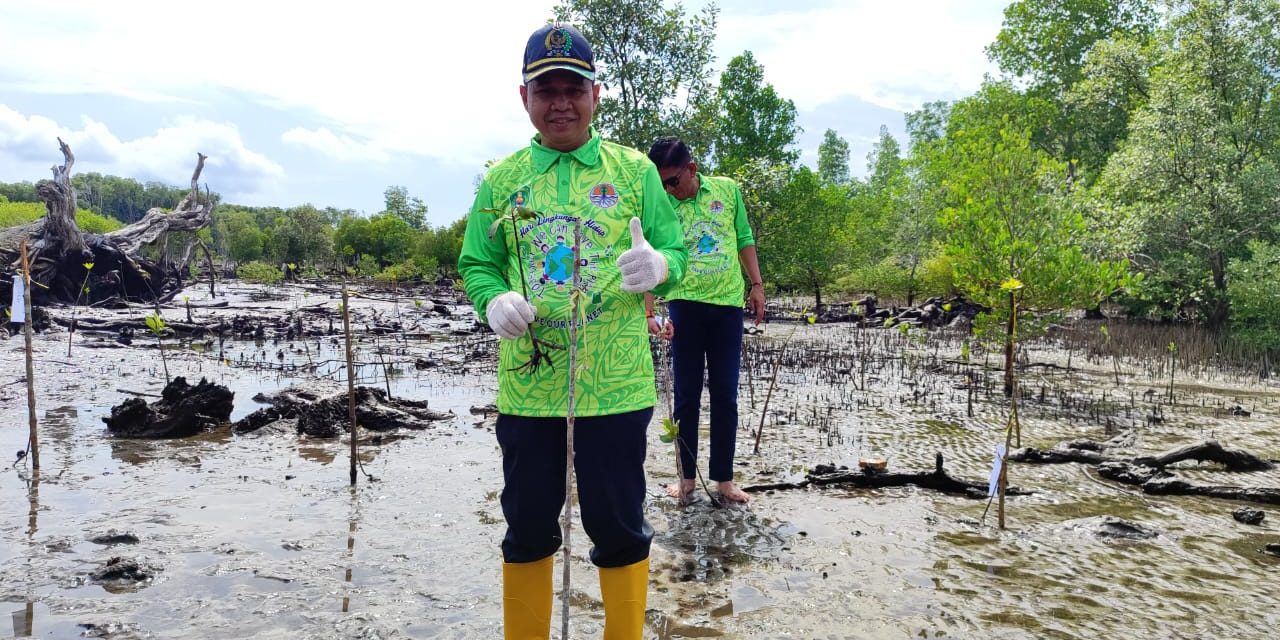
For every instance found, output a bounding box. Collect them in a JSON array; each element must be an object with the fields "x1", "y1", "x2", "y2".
[
  {"x1": 998, "y1": 290, "x2": 1019, "y2": 529},
  {"x1": 560, "y1": 222, "x2": 581, "y2": 639},
  {"x1": 20, "y1": 240, "x2": 39, "y2": 470},
  {"x1": 342, "y1": 285, "x2": 357, "y2": 486}
]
